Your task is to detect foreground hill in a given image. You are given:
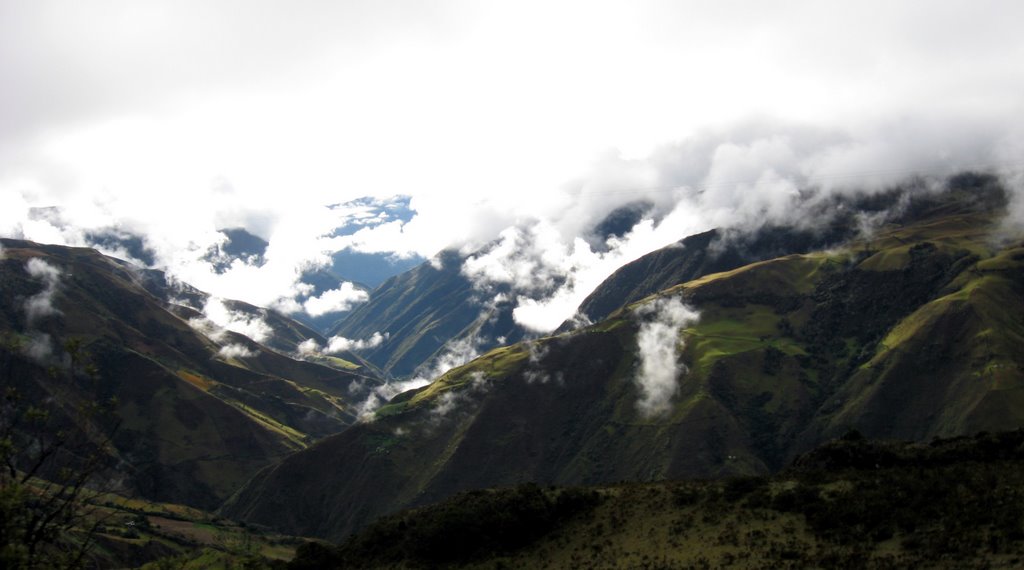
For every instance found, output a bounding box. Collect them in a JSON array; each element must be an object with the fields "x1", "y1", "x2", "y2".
[
  {"x1": 292, "y1": 430, "x2": 1024, "y2": 569},
  {"x1": 0, "y1": 240, "x2": 381, "y2": 509},
  {"x1": 223, "y1": 178, "x2": 1024, "y2": 539}
]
